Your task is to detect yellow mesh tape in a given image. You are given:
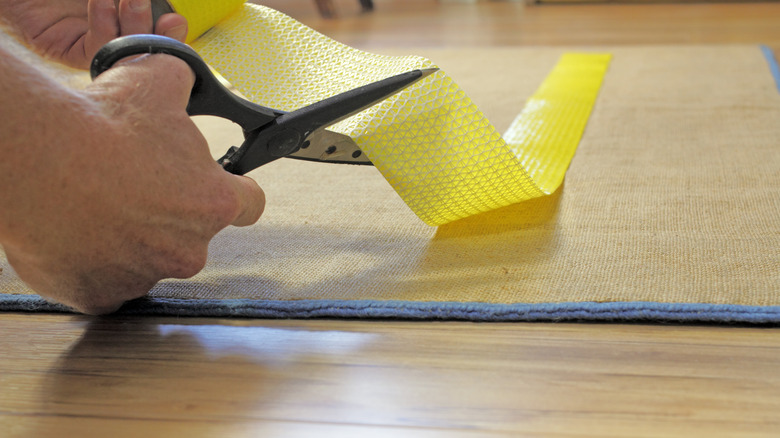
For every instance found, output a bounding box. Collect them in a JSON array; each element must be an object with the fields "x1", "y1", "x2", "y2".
[
  {"x1": 166, "y1": 0, "x2": 243, "y2": 43},
  {"x1": 505, "y1": 53, "x2": 612, "y2": 193},
  {"x1": 176, "y1": 2, "x2": 610, "y2": 226}
]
